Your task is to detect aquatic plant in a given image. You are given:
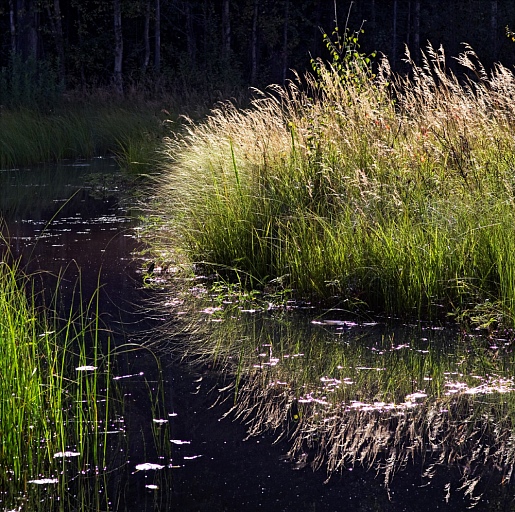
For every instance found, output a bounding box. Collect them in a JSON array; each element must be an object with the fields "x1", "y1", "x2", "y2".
[
  {"x1": 0, "y1": 105, "x2": 165, "y2": 170},
  {"x1": 149, "y1": 42, "x2": 515, "y2": 325},
  {"x1": 0, "y1": 257, "x2": 119, "y2": 510}
]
